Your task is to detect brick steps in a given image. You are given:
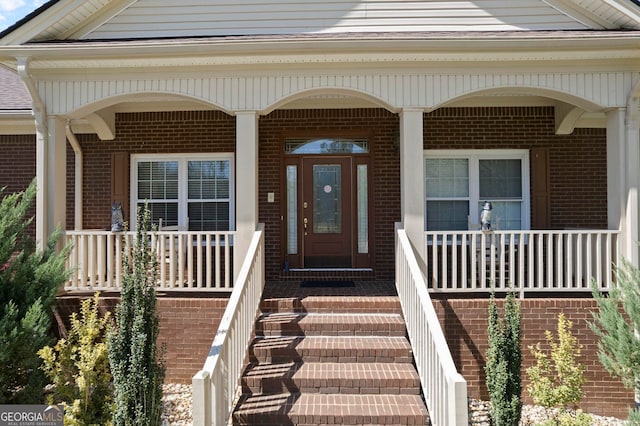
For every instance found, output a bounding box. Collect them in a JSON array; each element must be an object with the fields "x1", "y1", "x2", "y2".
[
  {"x1": 233, "y1": 294, "x2": 429, "y2": 425},
  {"x1": 256, "y1": 312, "x2": 407, "y2": 337},
  {"x1": 242, "y1": 361, "x2": 421, "y2": 395},
  {"x1": 233, "y1": 393, "x2": 429, "y2": 426},
  {"x1": 260, "y1": 296, "x2": 402, "y2": 314}
]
